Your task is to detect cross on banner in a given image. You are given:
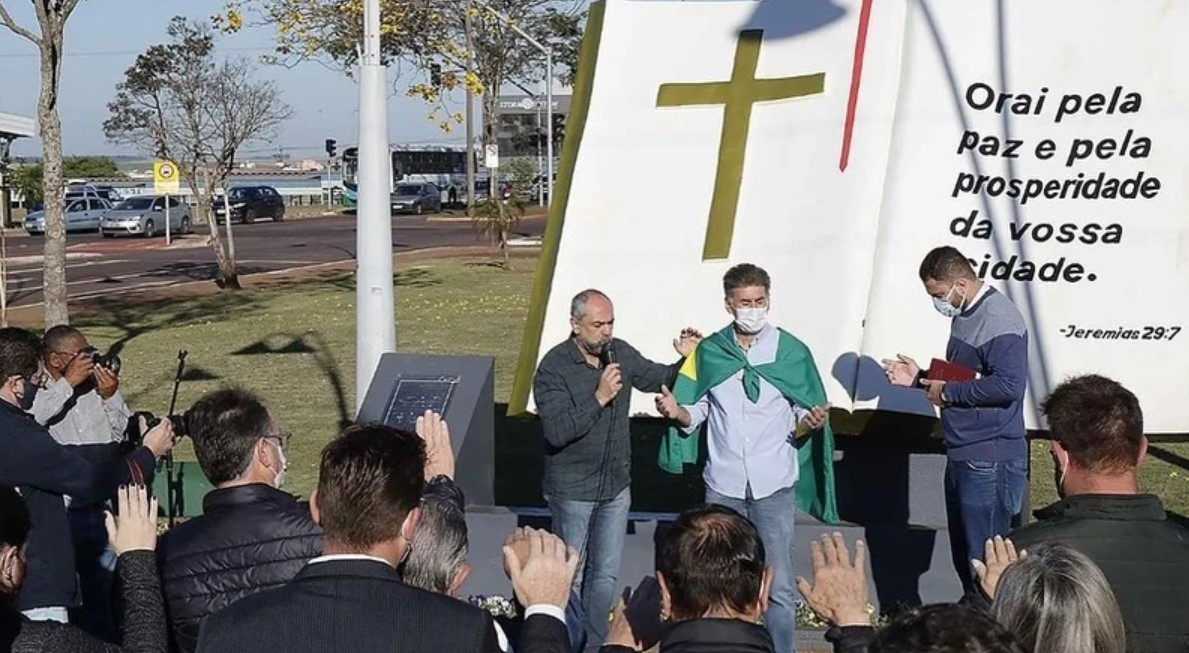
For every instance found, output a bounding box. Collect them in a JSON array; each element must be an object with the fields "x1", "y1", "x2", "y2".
[{"x1": 657, "y1": 29, "x2": 825, "y2": 260}]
